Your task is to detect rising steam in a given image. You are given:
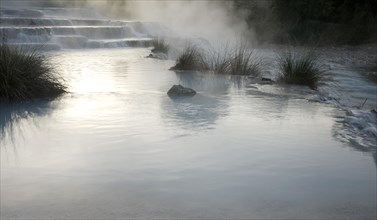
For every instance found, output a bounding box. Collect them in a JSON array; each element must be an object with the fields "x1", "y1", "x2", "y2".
[
  {"x1": 122, "y1": 1, "x2": 252, "y2": 44},
  {"x1": 2, "y1": 0, "x2": 255, "y2": 45}
]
